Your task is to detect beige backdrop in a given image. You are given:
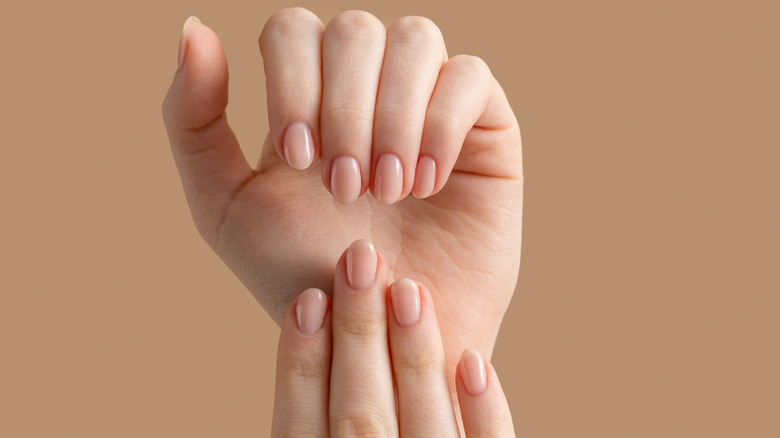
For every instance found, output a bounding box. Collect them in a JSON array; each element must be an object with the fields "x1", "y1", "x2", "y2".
[{"x1": 1, "y1": 0, "x2": 777, "y2": 436}]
